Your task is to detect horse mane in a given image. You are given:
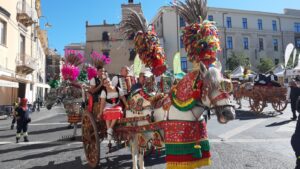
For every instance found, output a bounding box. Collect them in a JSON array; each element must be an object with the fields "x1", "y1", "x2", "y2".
[{"x1": 204, "y1": 67, "x2": 223, "y2": 90}]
